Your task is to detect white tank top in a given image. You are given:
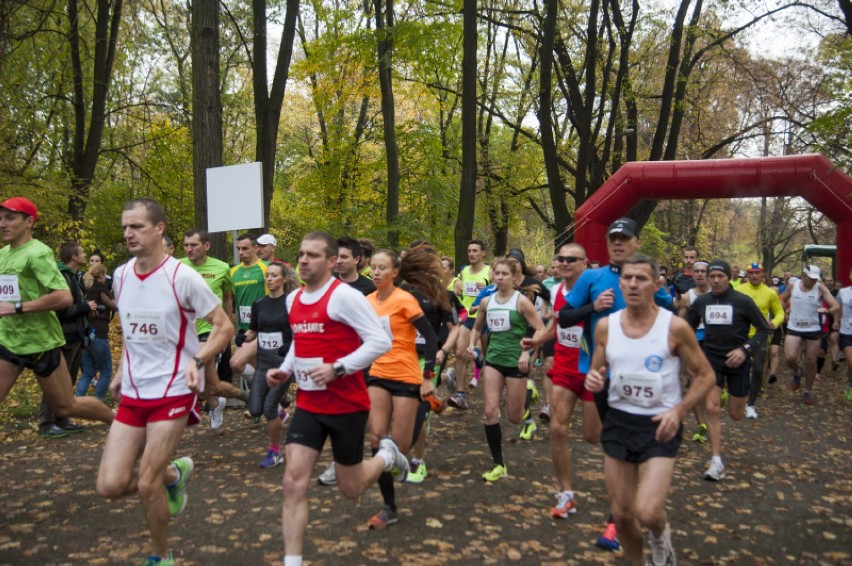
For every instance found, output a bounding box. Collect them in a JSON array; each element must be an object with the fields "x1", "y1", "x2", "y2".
[
  {"x1": 115, "y1": 256, "x2": 220, "y2": 399},
  {"x1": 606, "y1": 308, "x2": 681, "y2": 416},
  {"x1": 787, "y1": 282, "x2": 821, "y2": 333},
  {"x1": 837, "y1": 287, "x2": 852, "y2": 336}
]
